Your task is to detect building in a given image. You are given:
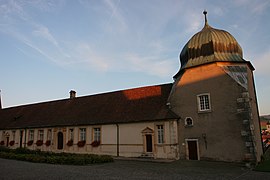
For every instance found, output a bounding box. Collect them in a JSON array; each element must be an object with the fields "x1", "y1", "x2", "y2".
[{"x1": 0, "y1": 12, "x2": 263, "y2": 163}]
